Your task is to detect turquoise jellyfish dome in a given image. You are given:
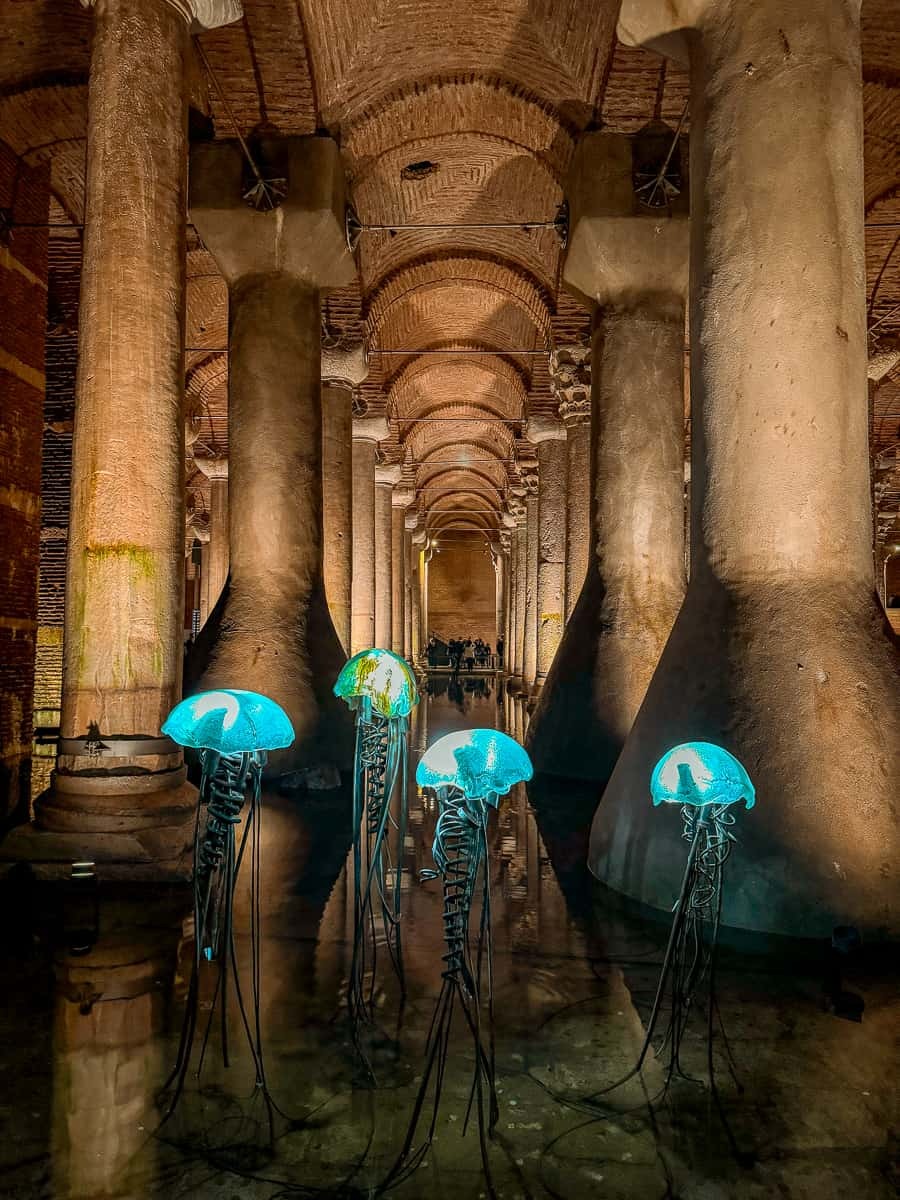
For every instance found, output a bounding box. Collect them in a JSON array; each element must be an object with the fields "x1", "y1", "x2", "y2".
[
  {"x1": 334, "y1": 648, "x2": 419, "y2": 720},
  {"x1": 162, "y1": 689, "x2": 295, "y2": 755},
  {"x1": 650, "y1": 741, "x2": 755, "y2": 809},
  {"x1": 416, "y1": 728, "x2": 533, "y2": 806}
]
